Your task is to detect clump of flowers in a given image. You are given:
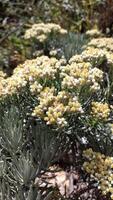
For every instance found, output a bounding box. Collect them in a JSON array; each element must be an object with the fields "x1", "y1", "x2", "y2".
[
  {"x1": 2, "y1": 32, "x2": 112, "y2": 128},
  {"x1": 81, "y1": 47, "x2": 106, "y2": 65},
  {"x1": 70, "y1": 37, "x2": 113, "y2": 73},
  {"x1": 31, "y1": 56, "x2": 103, "y2": 126},
  {"x1": 1, "y1": 76, "x2": 27, "y2": 96},
  {"x1": 0, "y1": 49, "x2": 105, "y2": 127},
  {"x1": 32, "y1": 88, "x2": 83, "y2": 127},
  {"x1": 24, "y1": 23, "x2": 67, "y2": 43},
  {"x1": 83, "y1": 148, "x2": 113, "y2": 199},
  {"x1": 69, "y1": 47, "x2": 107, "y2": 67},
  {"x1": 85, "y1": 29, "x2": 102, "y2": 38},
  {"x1": 14, "y1": 56, "x2": 64, "y2": 81},
  {"x1": 61, "y1": 61, "x2": 103, "y2": 91},
  {"x1": 69, "y1": 54, "x2": 84, "y2": 64},
  {"x1": 91, "y1": 102, "x2": 110, "y2": 120},
  {"x1": 0, "y1": 56, "x2": 66, "y2": 97},
  {"x1": 87, "y1": 37, "x2": 113, "y2": 52},
  {"x1": 85, "y1": 37, "x2": 113, "y2": 67}
]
